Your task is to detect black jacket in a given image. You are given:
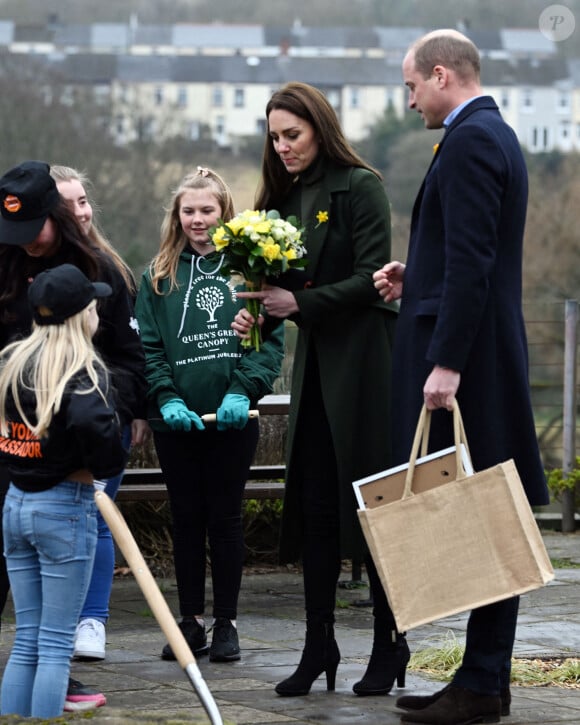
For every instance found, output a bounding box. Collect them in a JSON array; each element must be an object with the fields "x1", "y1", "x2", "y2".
[
  {"x1": 0, "y1": 248, "x2": 147, "y2": 425},
  {"x1": 0, "y1": 371, "x2": 126, "y2": 491}
]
